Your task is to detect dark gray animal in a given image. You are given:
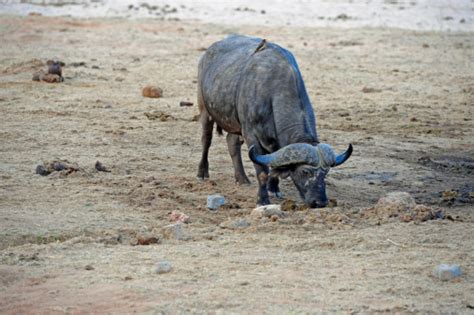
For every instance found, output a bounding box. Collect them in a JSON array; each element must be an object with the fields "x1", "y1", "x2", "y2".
[{"x1": 197, "y1": 35, "x2": 352, "y2": 207}]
